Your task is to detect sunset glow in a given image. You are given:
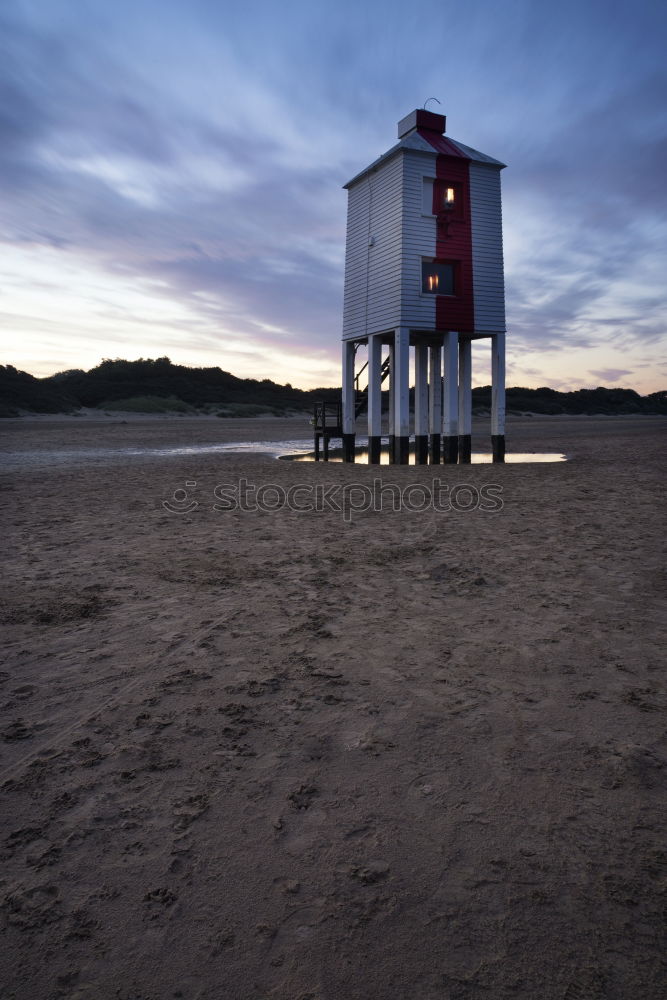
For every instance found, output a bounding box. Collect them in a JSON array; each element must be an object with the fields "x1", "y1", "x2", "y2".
[{"x1": 1, "y1": 0, "x2": 665, "y2": 393}]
